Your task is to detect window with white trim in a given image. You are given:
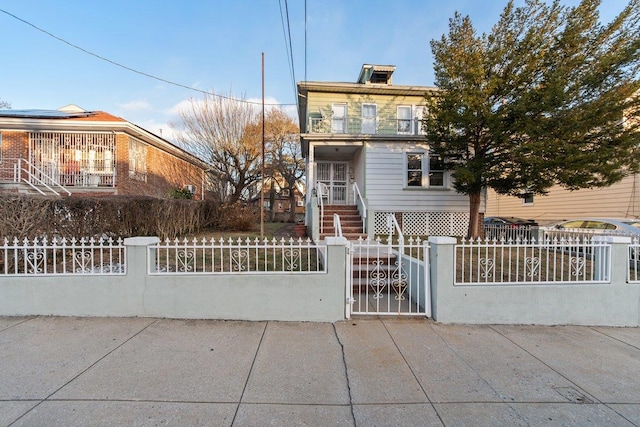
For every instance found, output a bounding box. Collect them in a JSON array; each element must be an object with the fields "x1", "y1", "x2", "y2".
[
  {"x1": 331, "y1": 103, "x2": 347, "y2": 133},
  {"x1": 362, "y1": 103, "x2": 377, "y2": 134},
  {"x1": 405, "y1": 152, "x2": 445, "y2": 188},
  {"x1": 397, "y1": 106, "x2": 412, "y2": 134},
  {"x1": 522, "y1": 192, "x2": 534, "y2": 205}
]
